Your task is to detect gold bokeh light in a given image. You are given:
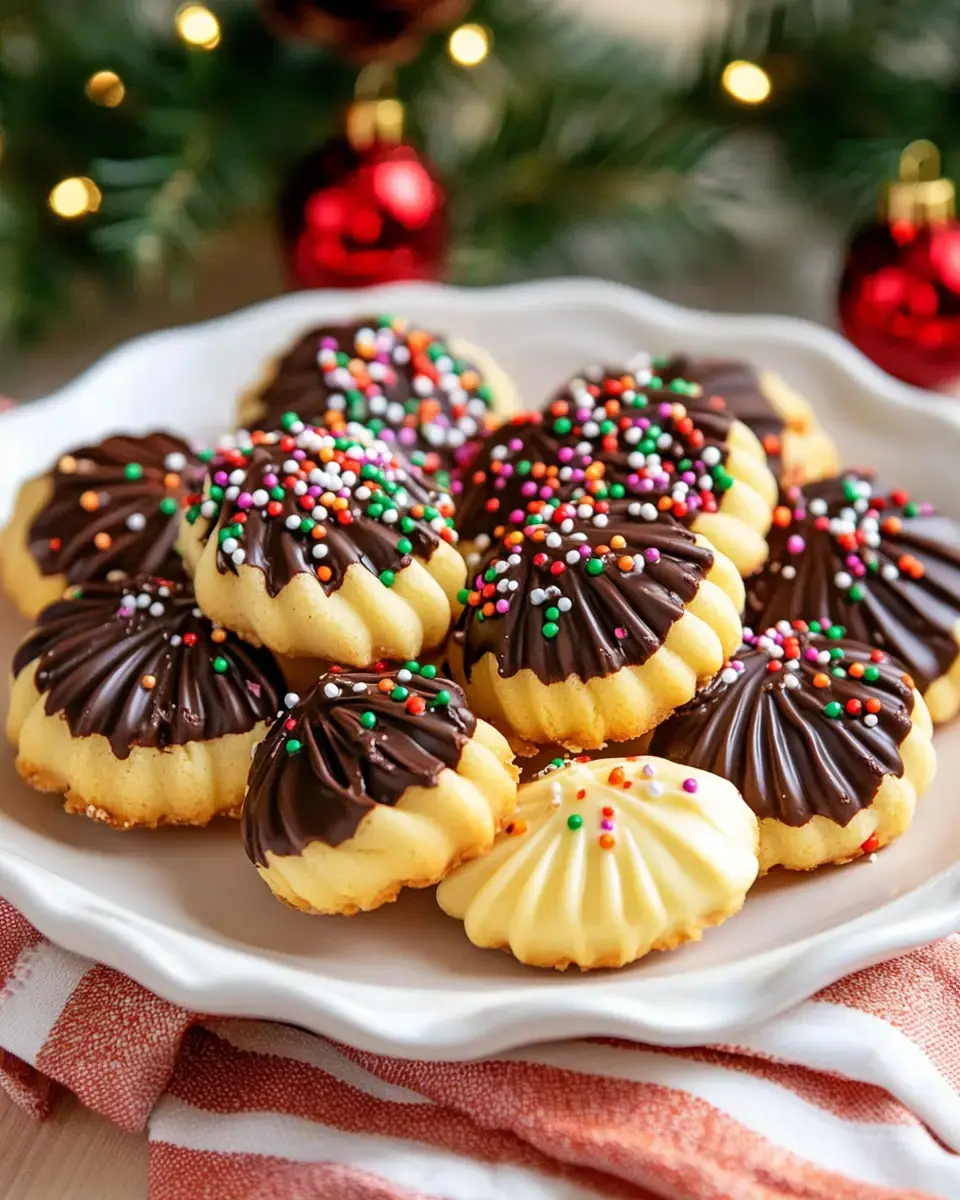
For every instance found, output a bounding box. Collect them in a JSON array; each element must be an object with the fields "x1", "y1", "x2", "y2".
[
  {"x1": 721, "y1": 60, "x2": 772, "y2": 105},
  {"x1": 49, "y1": 176, "x2": 102, "y2": 220},
  {"x1": 448, "y1": 23, "x2": 491, "y2": 68},
  {"x1": 86, "y1": 69, "x2": 126, "y2": 107},
  {"x1": 175, "y1": 4, "x2": 221, "y2": 50}
]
